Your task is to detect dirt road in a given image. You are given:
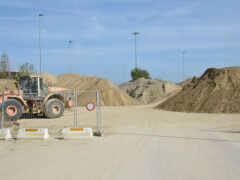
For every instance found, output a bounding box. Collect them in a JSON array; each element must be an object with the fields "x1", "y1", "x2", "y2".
[{"x1": 0, "y1": 105, "x2": 240, "y2": 180}]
